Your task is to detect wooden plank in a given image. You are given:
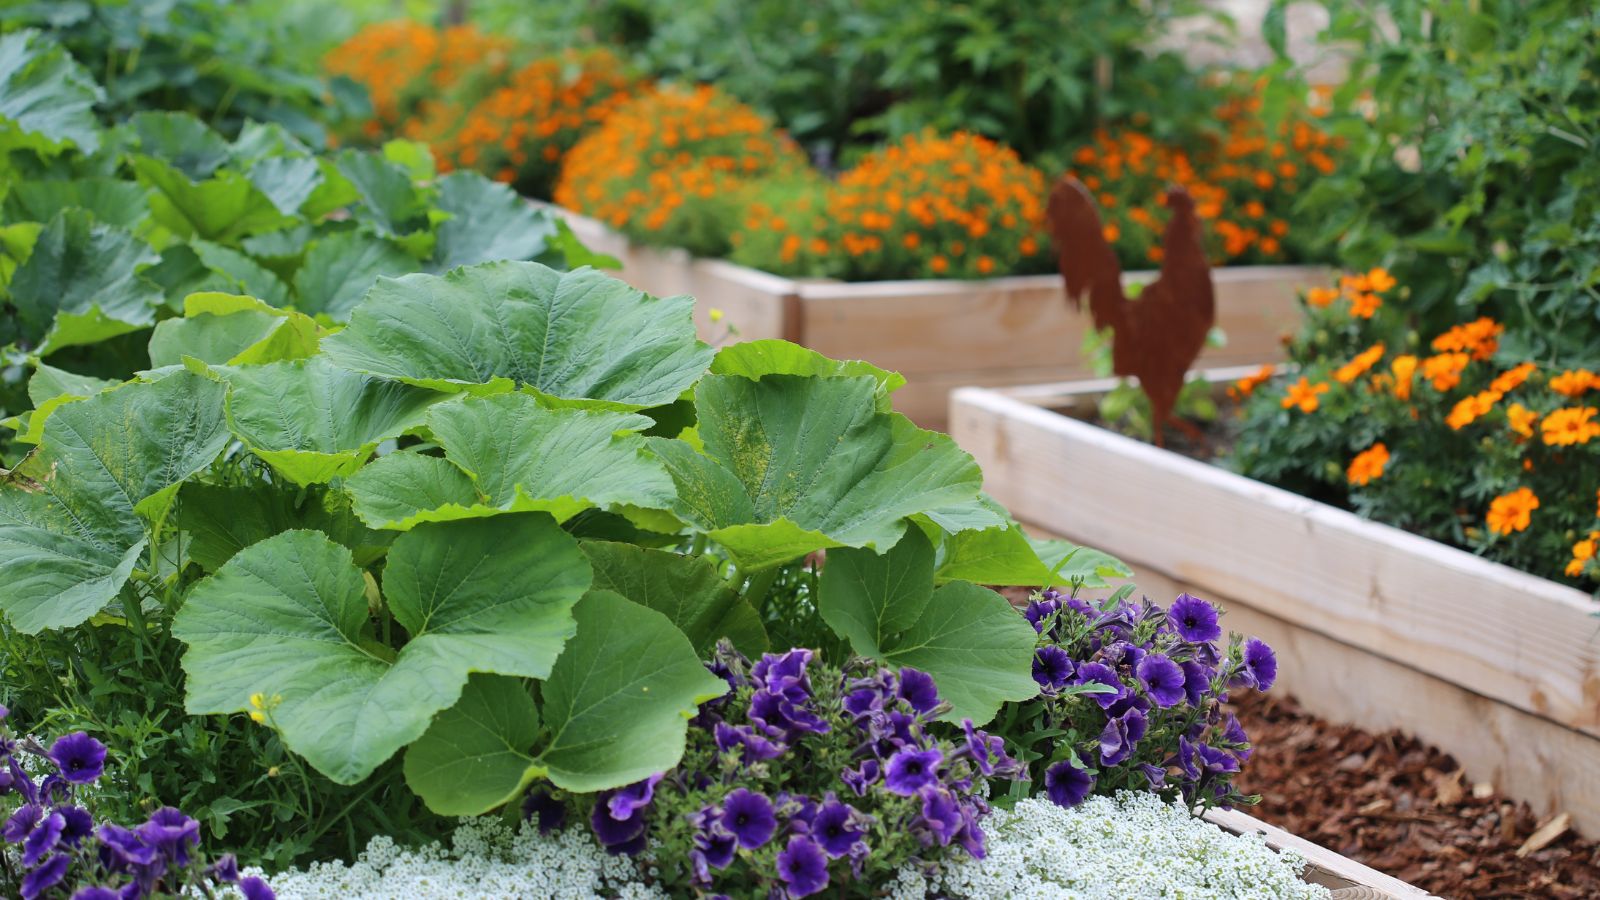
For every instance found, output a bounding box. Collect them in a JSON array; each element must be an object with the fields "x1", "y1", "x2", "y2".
[
  {"x1": 795, "y1": 266, "x2": 1321, "y2": 375},
  {"x1": 1207, "y1": 808, "x2": 1435, "y2": 897},
  {"x1": 950, "y1": 387, "x2": 1600, "y2": 833}
]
